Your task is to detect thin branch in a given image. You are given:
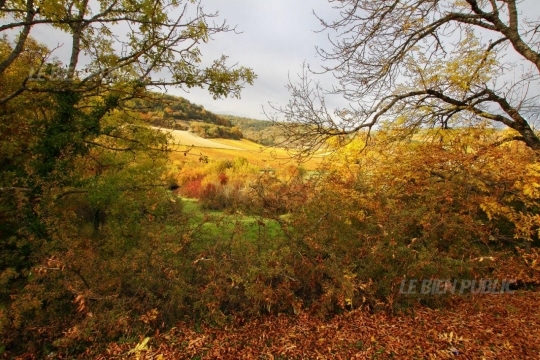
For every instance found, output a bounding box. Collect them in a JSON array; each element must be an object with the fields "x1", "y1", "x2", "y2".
[
  {"x1": 0, "y1": 187, "x2": 32, "y2": 192},
  {"x1": 56, "y1": 183, "x2": 172, "y2": 200},
  {"x1": 491, "y1": 136, "x2": 526, "y2": 147},
  {"x1": 0, "y1": 0, "x2": 35, "y2": 75}
]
